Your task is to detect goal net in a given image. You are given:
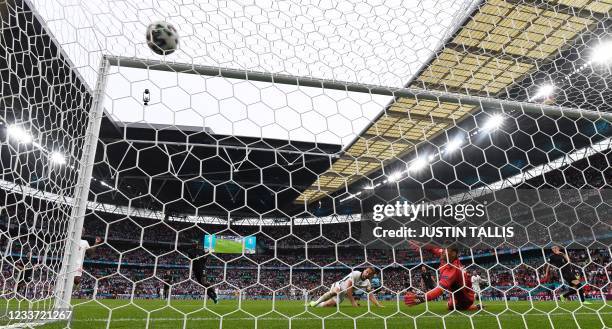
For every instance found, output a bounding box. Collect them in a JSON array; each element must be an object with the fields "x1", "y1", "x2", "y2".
[
  {"x1": 1, "y1": 0, "x2": 611, "y2": 328},
  {"x1": 0, "y1": 0, "x2": 97, "y2": 325}
]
